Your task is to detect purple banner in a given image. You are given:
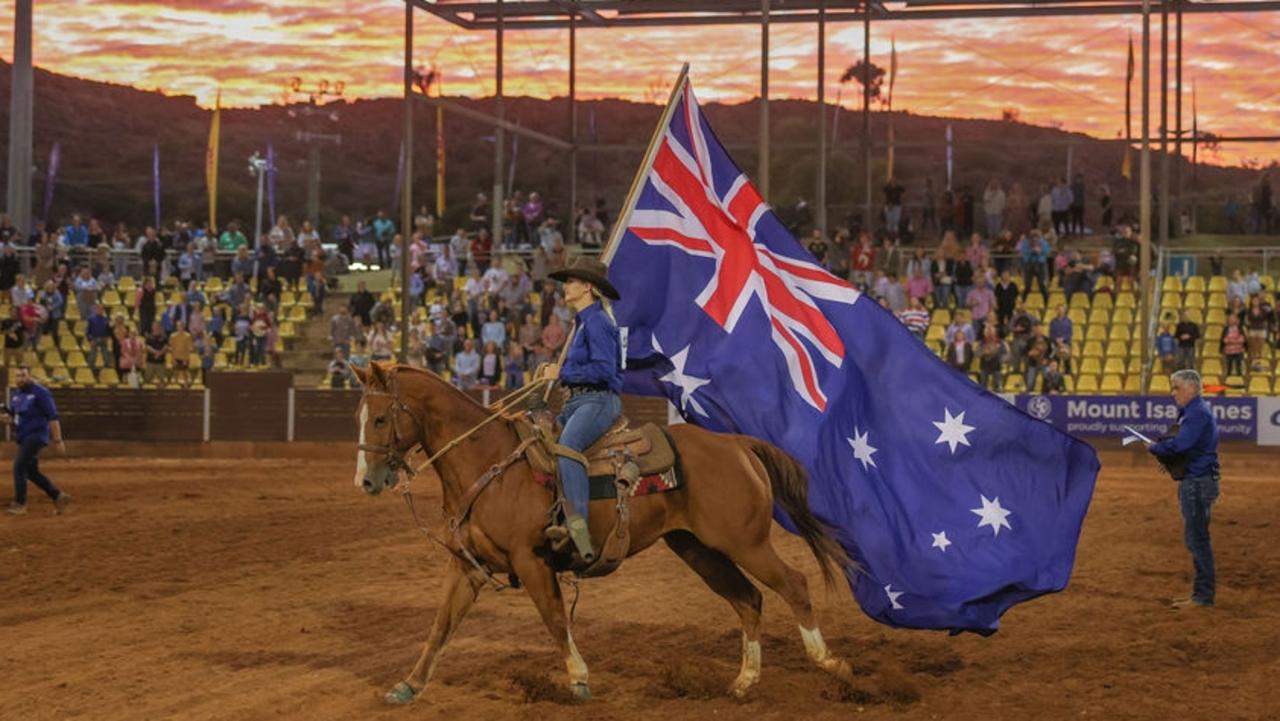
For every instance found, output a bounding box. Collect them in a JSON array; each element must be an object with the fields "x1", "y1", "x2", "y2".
[
  {"x1": 1012, "y1": 394, "x2": 1258, "y2": 441},
  {"x1": 153, "y1": 142, "x2": 161, "y2": 230},
  {"x1": 42, "y1": 142, "x2": 60, "y2": 222},
  {"x1": 267, "y1": 143, "x2": 277, "y2": 224}
]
